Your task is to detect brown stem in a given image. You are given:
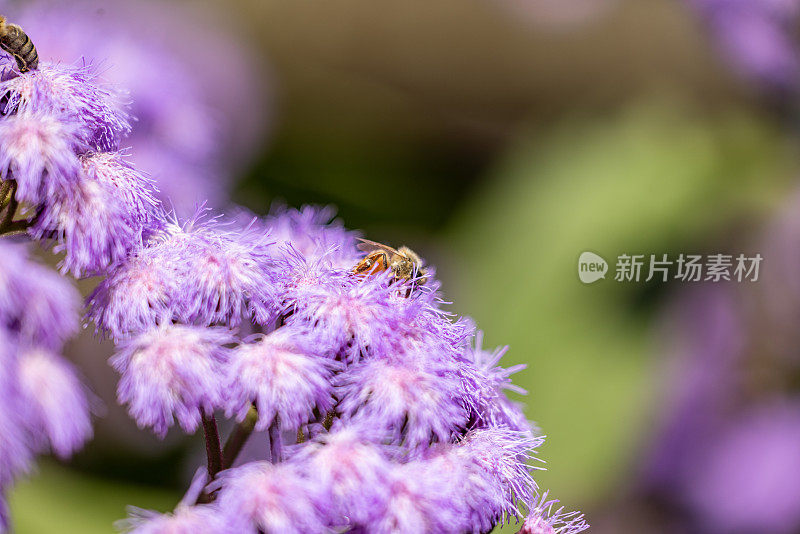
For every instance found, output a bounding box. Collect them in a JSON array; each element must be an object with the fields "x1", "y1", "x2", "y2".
[
  {"x1": 222, "y1": 406, "x2": 258, "y2": 469},
  {"x1": 201, "y1": 411, "x2": 223, "y2": 479}
]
